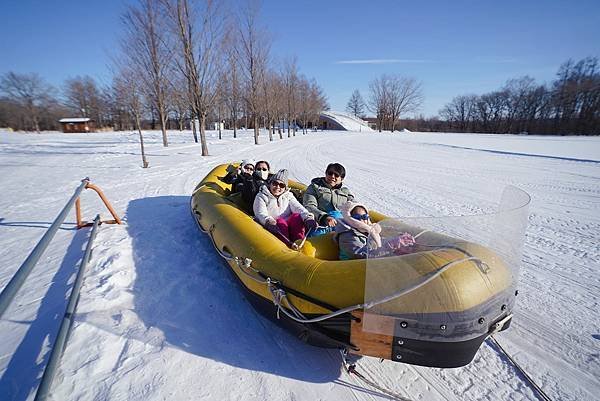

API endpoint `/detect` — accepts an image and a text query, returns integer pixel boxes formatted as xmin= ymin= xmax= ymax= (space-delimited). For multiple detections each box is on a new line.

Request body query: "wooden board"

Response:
xmin=349 ymin=311 xmax=394 ymax=360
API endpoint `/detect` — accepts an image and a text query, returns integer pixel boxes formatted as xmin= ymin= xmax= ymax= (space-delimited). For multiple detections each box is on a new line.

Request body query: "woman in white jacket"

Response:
xmin=253 ymin=169 xmax=317 ymax=246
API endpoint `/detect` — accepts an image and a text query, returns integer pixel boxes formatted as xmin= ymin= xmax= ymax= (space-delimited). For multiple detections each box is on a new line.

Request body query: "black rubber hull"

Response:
xmin=220 ymin=258 xmax=510 ymax=368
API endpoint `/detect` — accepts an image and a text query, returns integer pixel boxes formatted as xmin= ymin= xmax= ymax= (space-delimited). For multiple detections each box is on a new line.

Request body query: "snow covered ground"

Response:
xmin=0 ymin=128 xmax=598 ymax=401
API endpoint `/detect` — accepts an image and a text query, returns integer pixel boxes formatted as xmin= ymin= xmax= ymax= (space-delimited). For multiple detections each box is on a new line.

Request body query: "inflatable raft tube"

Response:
xmin=191 ymin=163 xmax=518 ymax=368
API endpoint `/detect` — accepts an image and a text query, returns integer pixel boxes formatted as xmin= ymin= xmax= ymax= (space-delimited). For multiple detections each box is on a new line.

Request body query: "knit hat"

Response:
xmin=271 ymin=169 xmax=289 ymax=187
xmin=241 ymin=159 xmax=255 ymax=169
xmin=340 ymin=201 xmax=382 ymax=247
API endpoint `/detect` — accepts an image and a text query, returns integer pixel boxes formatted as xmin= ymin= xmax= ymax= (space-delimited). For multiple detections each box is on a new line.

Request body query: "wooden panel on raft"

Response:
xmin=349 ymin=311 xmax=394 ymax=360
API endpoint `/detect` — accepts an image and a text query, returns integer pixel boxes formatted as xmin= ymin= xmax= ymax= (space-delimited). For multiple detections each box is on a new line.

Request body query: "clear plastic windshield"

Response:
xmin=362 ymin=185 xmax=530 ymax=341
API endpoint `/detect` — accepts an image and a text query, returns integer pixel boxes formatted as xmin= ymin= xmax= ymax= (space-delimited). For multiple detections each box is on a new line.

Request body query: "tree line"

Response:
xmin=0 ymin=0 xmax=329 ymax=156
xmin=438 ymin=57 xmax=600 ymax=135
xmin=343 ymin=57 xmax=599 ymax=135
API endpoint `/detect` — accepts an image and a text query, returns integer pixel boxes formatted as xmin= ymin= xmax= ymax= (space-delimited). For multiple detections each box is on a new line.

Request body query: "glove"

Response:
xmin=265 ymin=220 xmax=279 ymax=234
xmin=264 ymin=221 xmax=293 ymax=246
xmin=304 ymin=218 xmax=318 ymax=232
xmin=387 ymin=232 xmax=416 ymax=255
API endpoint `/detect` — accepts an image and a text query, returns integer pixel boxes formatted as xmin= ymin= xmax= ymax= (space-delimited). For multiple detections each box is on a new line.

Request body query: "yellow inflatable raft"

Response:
xmin=191 ymin=163 xmax=519 ymax=368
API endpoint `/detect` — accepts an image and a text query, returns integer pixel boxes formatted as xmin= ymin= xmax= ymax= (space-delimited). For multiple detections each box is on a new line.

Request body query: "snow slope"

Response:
xmin=0 ymin=129 xmax=598 ymax=401
xmin=321 ymin=111 xmax=374 ymax=132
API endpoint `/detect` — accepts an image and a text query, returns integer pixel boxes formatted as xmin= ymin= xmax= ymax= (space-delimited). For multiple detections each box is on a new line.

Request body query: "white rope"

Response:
xmin=267 ymin=256 xmax=478 ymax=324
xmin=340 ymin=350 xmax=414 ymax=401
xmin=488 ymin=336 xmax=554 ymax=401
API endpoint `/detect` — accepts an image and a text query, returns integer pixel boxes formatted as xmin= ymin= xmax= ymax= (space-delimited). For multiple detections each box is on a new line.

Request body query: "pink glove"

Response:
xmin=387 ymin=232 xmax=416 ymax=255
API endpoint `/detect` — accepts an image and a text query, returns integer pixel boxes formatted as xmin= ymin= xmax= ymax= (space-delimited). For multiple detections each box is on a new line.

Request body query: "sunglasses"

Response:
xmin=270 ymin=181 xmax=286 ymax=189
xmin=243 ymin=165 xmax=254 ymax=170
xmin=255 ymin=167 xmax=268 ymax=171
xmin=351 ymin=213 xmax=370 ymax=221
xmin=326 ymin=170 xmax=341 ymax=178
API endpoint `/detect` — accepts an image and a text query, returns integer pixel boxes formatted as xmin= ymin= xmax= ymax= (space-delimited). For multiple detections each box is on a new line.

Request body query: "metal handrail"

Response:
xmin=34 ymin=215 xmax=101 ymax=401
xmin=0 ymin=178 xmax=89 ymax=319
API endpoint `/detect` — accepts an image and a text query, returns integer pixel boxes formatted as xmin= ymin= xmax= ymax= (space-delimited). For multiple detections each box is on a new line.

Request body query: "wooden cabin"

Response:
xmin=59 ymin=118 xmax=94 ymax=133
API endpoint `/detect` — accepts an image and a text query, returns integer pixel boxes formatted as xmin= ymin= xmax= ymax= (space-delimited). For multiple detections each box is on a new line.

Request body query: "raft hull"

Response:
xmin=191 ymin=163 xmax=516 ymax=368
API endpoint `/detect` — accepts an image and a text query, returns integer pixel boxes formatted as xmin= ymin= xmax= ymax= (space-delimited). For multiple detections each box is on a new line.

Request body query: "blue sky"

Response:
xmin=1 ymin=0 xmax=599 ymax=116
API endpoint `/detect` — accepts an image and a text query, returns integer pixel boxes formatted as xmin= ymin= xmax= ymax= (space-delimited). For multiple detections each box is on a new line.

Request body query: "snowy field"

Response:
xmin=0 ymin=128 xmax=599 ymax=401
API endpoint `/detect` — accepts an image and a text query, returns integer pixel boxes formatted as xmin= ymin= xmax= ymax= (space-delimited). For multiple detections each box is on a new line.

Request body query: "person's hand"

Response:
xmin=265 ymin=220 xmax=278 ymax=233
xmin=325 ymin=216 xmax=337 ymax=227
xmin=388 ymin=232 xmax=416 ymax=254
xmin=304 ymin=219 xmax=318 ymax=232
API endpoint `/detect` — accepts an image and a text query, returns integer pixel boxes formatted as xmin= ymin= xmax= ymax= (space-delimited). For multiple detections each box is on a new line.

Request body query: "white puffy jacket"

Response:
xmin=253 ymin=185 xmax=313 ymax=225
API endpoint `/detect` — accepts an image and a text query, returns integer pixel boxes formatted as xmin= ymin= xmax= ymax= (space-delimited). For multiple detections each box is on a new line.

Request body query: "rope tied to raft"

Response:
xmin=266 ymin=255 xmax=480 ymax=325
xmin=487 ymin=336 xmax=555 ymax=401
xmin=340 ymin=349 xmax=413 ymax=401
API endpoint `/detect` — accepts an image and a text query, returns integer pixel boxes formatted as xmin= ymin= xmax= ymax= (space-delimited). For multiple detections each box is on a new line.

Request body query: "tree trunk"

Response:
xmin=253 ymin=116 xmax=259 ymax=145
xmin=232 ymin=112 xmax=237 ymax=138
xmin=218 ymin=108 xmax=222 ymax=139
xmin=191 ymin=109 xmax=198 ymax=143
xmin=199 ymin=113 xmax=209 ymax=156
xmin=159 ymin=109 xmax=168 ymax=147
xmin=135 ymin=115 xmax=149 ymax=168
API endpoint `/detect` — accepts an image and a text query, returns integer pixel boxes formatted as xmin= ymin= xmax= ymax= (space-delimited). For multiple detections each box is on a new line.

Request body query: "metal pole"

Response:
xmin=34 ymin=215 xmax=100 ymax=401
xmin=0 ymin=178 xmax=89 ymax=319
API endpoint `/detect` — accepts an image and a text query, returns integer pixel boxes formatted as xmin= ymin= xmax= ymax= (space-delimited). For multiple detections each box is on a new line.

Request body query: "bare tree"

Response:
xmin=368 ymin=74 xmax=423 ymax=132
xmin=259 ymin=68 xmax=282 ymax=141
xmin=0 ymin=72 xmax=55 ymax=133
xmin=387 ymin=76 xmax=423 ymax=131
xmin=308 ymin=79 xmax=328 ymax=130
xmin=296 ymin=76 xmax=310 ymax=135
xmin=368 ymin=75 xmax=389 ymax=132
xmin=223 ymin=28 xmax=242 ymax=138
xmin=439 ymin=94 xmax=477 ymax=131
xmin=163 ymin=0 xmax=227 ymax=155
xmin=121 ymin=0 xmax=173 ymax=147
xmin=282 ymin=57 xmax=299 ymax=137
xmin=114 ymin=67 xmax=150 ymax=167
xmin=63 ymin=75 xmax=108 ymax=126
xmin=238 ymin=0 xmax=270 ymax=145
xmin=169 ymin=75 xmax=189 ymax=131
xmin=346 ymin=89 xmax=366 ymax=118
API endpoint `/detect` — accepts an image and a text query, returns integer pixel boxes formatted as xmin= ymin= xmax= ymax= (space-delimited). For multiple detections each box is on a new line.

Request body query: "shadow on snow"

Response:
xmin=126 ymin=195 xmax=344 ymax=384
xmin=0 ymin=228 xmax=89 ymax=401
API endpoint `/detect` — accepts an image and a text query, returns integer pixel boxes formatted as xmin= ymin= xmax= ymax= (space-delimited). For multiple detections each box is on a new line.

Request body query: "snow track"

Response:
xmin=0 ymin=129 xmax=598 ymax=400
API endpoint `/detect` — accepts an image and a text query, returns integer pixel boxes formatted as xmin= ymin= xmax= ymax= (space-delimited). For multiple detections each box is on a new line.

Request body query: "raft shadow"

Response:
xmin=0 ymin=228 xmax=89 ymax=401
xmin=127 ymin=196 xmax=345 ymax=383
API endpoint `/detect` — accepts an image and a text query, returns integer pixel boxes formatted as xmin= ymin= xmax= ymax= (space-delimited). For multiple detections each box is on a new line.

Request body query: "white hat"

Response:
xmin=241 ymin=159 xmax=255 ymax=168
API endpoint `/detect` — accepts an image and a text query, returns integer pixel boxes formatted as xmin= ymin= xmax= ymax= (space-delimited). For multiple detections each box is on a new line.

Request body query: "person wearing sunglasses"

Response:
xmin=221 ymin=159 xmax=255 ymax=195
xmin=334 ymin=201 xmax=382 ymax=260
xmin=303 ymin=162 xmax=354 ymax=237
xmin=253 ymin=169 xmax=317 ymax=248
xmin=334 ymin=201 xmax=417 ymax=260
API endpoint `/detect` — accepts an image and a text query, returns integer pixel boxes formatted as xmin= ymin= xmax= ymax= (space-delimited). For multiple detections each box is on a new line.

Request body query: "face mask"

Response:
xmin=257 ymin=170 xmax=269 ymax=180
